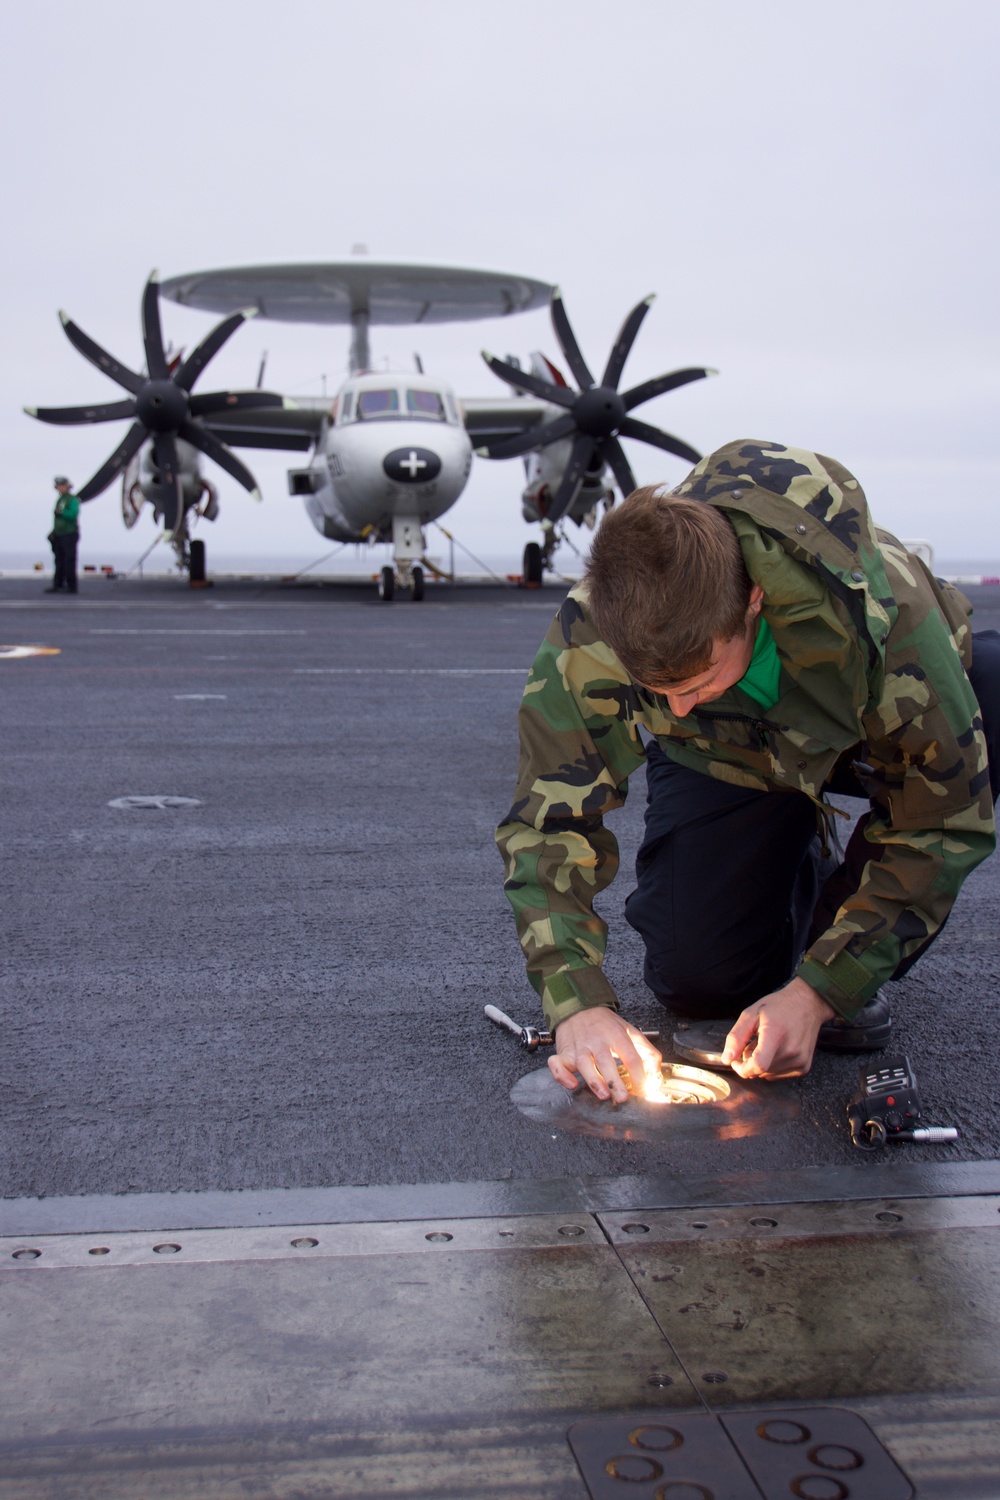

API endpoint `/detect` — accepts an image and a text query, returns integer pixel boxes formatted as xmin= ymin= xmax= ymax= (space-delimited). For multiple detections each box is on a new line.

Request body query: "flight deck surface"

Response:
xmin=2 ymin=574 xmax=999 ymax=1496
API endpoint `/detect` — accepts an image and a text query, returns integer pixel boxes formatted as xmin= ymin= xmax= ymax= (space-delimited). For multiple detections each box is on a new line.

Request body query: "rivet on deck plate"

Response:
xmin=750 ymin=1216 xmax=778 ymax=1228
xmin=290 ymin=1237 xmax=319 ymax=1249
xmin=88 ymin=1247 xmax=110 ymax=1256
xmin=12 ymin=1248 xmax=41 ymax=1260
xmin=791 ymin=1476 xmax=849 ymax=1499
xmin=621 ymin=1222 xmax=650 ymax=1235
xmin=558 ymin=1224 xmax=585 ymax=1237
xmin=807 ymin=1444 xmax=863 ymax=1471
xmin=702 ymin=1370 xmax=728 ymax=1384
xmin=758 ymin=1418 xmax=810 ymax=1443
xmin=604 ymin=1454 xmax=663 ymax=1482
xmin=152 ymin=1243 xmax=181 ymax=1255
xmin=425 ymin=1231 xmax=453 ymax=1242
xmin=646 ymin=1373 xmax=674 ymax=1388
xmin=875 ymin=1211 xmax=903 ymax=1223
xmin=628 ymin=1424 xmax=682 ymax=1452
xmin=690 ymin=1221 xmax=709 ymax=1230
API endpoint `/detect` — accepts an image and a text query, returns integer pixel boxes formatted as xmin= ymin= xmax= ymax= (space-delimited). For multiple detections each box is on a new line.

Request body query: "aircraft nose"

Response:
xmin=383 ymin=446 xmax=442 ymax=483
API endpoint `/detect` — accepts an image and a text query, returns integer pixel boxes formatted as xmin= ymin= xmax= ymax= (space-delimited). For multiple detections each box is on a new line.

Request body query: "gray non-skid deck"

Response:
xmin=3 ymin=574 xmax=1000 ymax=1495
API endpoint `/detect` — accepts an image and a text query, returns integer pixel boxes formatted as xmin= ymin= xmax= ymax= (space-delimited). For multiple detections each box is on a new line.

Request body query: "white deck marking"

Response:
xmin=293 ymin=667 xmax=526 ymax=675
xmin=90 ymin=629 xmax=308 ymax=635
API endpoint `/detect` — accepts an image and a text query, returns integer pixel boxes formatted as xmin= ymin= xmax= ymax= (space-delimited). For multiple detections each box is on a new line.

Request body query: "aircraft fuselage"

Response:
xmin=294 ymin=372 xmax=473 ymax=546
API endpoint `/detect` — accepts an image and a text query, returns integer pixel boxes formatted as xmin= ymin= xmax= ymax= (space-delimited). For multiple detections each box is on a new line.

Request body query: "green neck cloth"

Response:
xmin=736 ymin=616 xmax=781 ymax=710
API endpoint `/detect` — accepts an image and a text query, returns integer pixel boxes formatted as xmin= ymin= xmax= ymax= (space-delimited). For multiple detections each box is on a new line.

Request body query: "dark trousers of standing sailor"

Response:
xmin=51 ymin=532 xmax=78 ymax=592
xmin=625 ymin=632 xmax=1000 ymax=1017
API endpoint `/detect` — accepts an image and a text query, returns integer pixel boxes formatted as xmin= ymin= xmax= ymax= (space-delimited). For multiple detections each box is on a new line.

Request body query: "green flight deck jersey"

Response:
xmin=52 ymin=492 xmax=80 ymax=536
xmin=497 ymin=440 xmax=995 ymax=1031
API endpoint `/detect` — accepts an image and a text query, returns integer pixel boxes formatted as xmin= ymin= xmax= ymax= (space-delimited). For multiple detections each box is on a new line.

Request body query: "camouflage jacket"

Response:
xmin=497 ymin=441 xmax=995 ymax=1030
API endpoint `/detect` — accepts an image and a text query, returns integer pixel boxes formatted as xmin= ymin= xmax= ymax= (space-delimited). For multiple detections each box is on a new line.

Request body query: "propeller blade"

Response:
xmin=619 ymin=416 xmax=702 ymax=467
xmin=601 ymin=296 xmax=654 ymax=391
xmin=188 ymin=389 xmax=286 ymax=417
xmin=174 ymin=308 xmax=257 ymax=393
xmin=545 ymin=432 xmax=596 ymax=526
xmin=76 ymin=422 xmax=147 ymax=501
xmin=179 ymin=418 xmax=262 ymax=499
xmin=59 ymin=313 xmax=142 ymax=395
xmin=153 ymin=431 xmax=185 ymax=535
xmin=550 ymin=290 xmax=595 ymax=391
xmin=481 ymin=353 xmax=576 ymax=408
xmin=25 ymin=398 xmax=136 ymax=426
xmin=476 ymin=412 xmax=576 ymax=460
xmin=601 ymin=437 xmax=637 ymax=498
xmin=623 ymin=366 xmax=717 ymax=412
xmin=141 ymin=272 xmax=168 ymax=380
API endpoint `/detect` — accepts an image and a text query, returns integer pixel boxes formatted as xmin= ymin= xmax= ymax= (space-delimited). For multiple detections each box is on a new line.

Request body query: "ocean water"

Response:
xmin=2 ymin=545 xmax=998 ymax=583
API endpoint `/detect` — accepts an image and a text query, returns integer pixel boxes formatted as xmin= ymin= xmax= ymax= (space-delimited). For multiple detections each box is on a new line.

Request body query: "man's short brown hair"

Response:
xmin=586 ymin=486 xmax=752 ymax=686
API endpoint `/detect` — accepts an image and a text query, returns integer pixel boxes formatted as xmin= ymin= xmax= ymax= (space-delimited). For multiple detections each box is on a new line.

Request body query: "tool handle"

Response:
xmin=898 ymin=1126 xmax=959 ymax=1142
xmin=484 ymin=1004 xmax=523 ymax=1039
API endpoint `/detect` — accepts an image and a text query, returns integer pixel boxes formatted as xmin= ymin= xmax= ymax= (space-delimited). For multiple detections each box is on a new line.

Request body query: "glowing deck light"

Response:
xmin=637 ymin=1063 xmax=731 ymax=1105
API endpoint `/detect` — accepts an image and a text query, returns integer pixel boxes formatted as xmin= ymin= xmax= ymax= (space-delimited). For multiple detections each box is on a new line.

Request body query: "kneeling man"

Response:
xmin=497 ymin=441 xmax=998 ymax=1099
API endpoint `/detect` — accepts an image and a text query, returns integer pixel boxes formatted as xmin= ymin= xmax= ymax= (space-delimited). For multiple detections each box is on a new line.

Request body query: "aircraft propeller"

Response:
xmin=25 ymin=272 xmax=284 ymax=536
xmin=479 ymin=290 xmax=715 ymax=525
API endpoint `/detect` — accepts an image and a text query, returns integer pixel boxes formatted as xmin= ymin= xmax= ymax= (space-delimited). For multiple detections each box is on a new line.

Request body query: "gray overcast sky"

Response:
xmin=2 ymin=0 xmax=998 ymax=567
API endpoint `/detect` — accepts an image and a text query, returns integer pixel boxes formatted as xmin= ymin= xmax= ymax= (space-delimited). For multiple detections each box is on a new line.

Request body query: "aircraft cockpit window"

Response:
xmin=406 ymin=389 xmax=446 ymax=420
xmin=357 ymin=389 xmax=399 ymax=418
xmin=340 ymin=391 xmax=354 ymax=422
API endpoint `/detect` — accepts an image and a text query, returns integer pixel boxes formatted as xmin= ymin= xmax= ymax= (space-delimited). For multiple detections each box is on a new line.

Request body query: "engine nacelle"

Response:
xmin=521 ymin=439 xmax=613 ymax=529
xmin=121 ymin=438 xmax=217 ymax=530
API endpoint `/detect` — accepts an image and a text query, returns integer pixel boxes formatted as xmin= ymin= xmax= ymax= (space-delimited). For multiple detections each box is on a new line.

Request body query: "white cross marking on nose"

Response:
xmin=399 ymin=450 xmax=427 ymax=479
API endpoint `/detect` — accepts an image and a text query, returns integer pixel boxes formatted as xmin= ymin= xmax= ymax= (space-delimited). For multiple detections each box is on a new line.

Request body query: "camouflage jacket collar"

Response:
xmin=672 ymin=439 xmax=896 ymax=681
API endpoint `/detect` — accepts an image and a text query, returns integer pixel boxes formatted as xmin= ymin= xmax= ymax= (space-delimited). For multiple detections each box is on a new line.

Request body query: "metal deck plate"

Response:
xmin=600 ymin=1196 xmax=1000 ymax=1406
xmin=0 ymin=1214 xmax=696 ymax=1499
xmin=2 ymin=1195 xmax=1000 ymax=1496
xmin=567 ymin=1407 xmax=913 ymax=1500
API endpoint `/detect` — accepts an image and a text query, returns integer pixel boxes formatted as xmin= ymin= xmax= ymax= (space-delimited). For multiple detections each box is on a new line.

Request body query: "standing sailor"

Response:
xmin=46 ymin=477 xmax=80 ymax=594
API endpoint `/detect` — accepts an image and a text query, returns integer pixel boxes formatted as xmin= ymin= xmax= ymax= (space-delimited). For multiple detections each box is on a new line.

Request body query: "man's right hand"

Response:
xmin=548 ymin=1006 xmax=663 ymax=1104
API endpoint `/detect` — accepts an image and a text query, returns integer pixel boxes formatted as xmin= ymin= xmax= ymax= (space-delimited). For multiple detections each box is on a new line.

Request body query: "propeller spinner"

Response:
xmin=479 ymin=290 xmax=715 ymax=525
xmin=25 ymin=272 xmax=284 ymax=536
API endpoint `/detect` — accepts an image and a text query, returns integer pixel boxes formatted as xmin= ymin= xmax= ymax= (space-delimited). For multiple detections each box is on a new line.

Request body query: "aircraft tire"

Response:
xmin=189 ymin=538 xmax=207 ymax=584
xmin=523 ymin=541 xmax=543 ymax=587
xmin=411 ymin=565 xmax=424 ymax=602
xmin=379 ymin=566 xmax=395 ymax=601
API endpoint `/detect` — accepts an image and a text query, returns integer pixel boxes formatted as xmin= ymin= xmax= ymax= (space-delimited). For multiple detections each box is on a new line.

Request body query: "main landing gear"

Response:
xmin=522 ymin=527 xmax=560 ymax=587
xmin=522 ymin=541 xmax=543 ymax=587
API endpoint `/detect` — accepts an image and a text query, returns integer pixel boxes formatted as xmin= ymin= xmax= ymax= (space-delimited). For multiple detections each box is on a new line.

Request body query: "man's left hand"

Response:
xmin=721 ymin=977 xmax=836 ymax=1079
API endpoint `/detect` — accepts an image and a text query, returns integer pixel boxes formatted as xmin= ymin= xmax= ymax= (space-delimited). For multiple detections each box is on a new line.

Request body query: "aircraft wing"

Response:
xmin=461 ymin=396 xmax=558 ymax=448
xmin=201 ymin=396 xmax=328 ymax=453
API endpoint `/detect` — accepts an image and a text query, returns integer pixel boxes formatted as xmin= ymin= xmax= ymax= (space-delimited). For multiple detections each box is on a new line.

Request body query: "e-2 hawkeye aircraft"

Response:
xmin=25 ymin=262 xmax=715 ymax=599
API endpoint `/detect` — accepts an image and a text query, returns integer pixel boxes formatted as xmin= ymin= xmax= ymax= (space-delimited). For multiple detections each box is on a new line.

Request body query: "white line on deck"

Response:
xmin=90 ymin=629 xmax=308 ymax=635
xmin=293 ymin=667 xmax=526 ymax=675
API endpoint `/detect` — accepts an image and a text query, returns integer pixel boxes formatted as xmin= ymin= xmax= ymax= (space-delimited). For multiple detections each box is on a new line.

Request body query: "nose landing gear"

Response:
xmin=378 ymin=517 xmax=426 ymax=602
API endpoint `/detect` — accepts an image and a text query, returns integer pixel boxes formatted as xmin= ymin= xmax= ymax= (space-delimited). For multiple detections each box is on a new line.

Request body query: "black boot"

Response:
xmin=817 ymin=991 xmax=892 ymax=1052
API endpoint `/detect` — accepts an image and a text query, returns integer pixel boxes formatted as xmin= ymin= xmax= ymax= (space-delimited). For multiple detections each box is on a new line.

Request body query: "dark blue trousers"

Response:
xmin=624 ymin=631 xmax=1000 ymax=1018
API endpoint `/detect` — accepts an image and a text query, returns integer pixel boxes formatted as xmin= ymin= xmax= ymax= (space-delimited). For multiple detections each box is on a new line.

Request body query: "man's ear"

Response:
xmin=748 ymin=584 xmax=764 ymax=619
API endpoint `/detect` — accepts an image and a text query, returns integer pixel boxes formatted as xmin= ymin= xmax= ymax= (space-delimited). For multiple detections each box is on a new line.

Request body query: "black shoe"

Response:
xmin=817 ymin=990 xmax=892 ymax=1052
xmin=43 ymin=586 xmax=63 ymax=593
